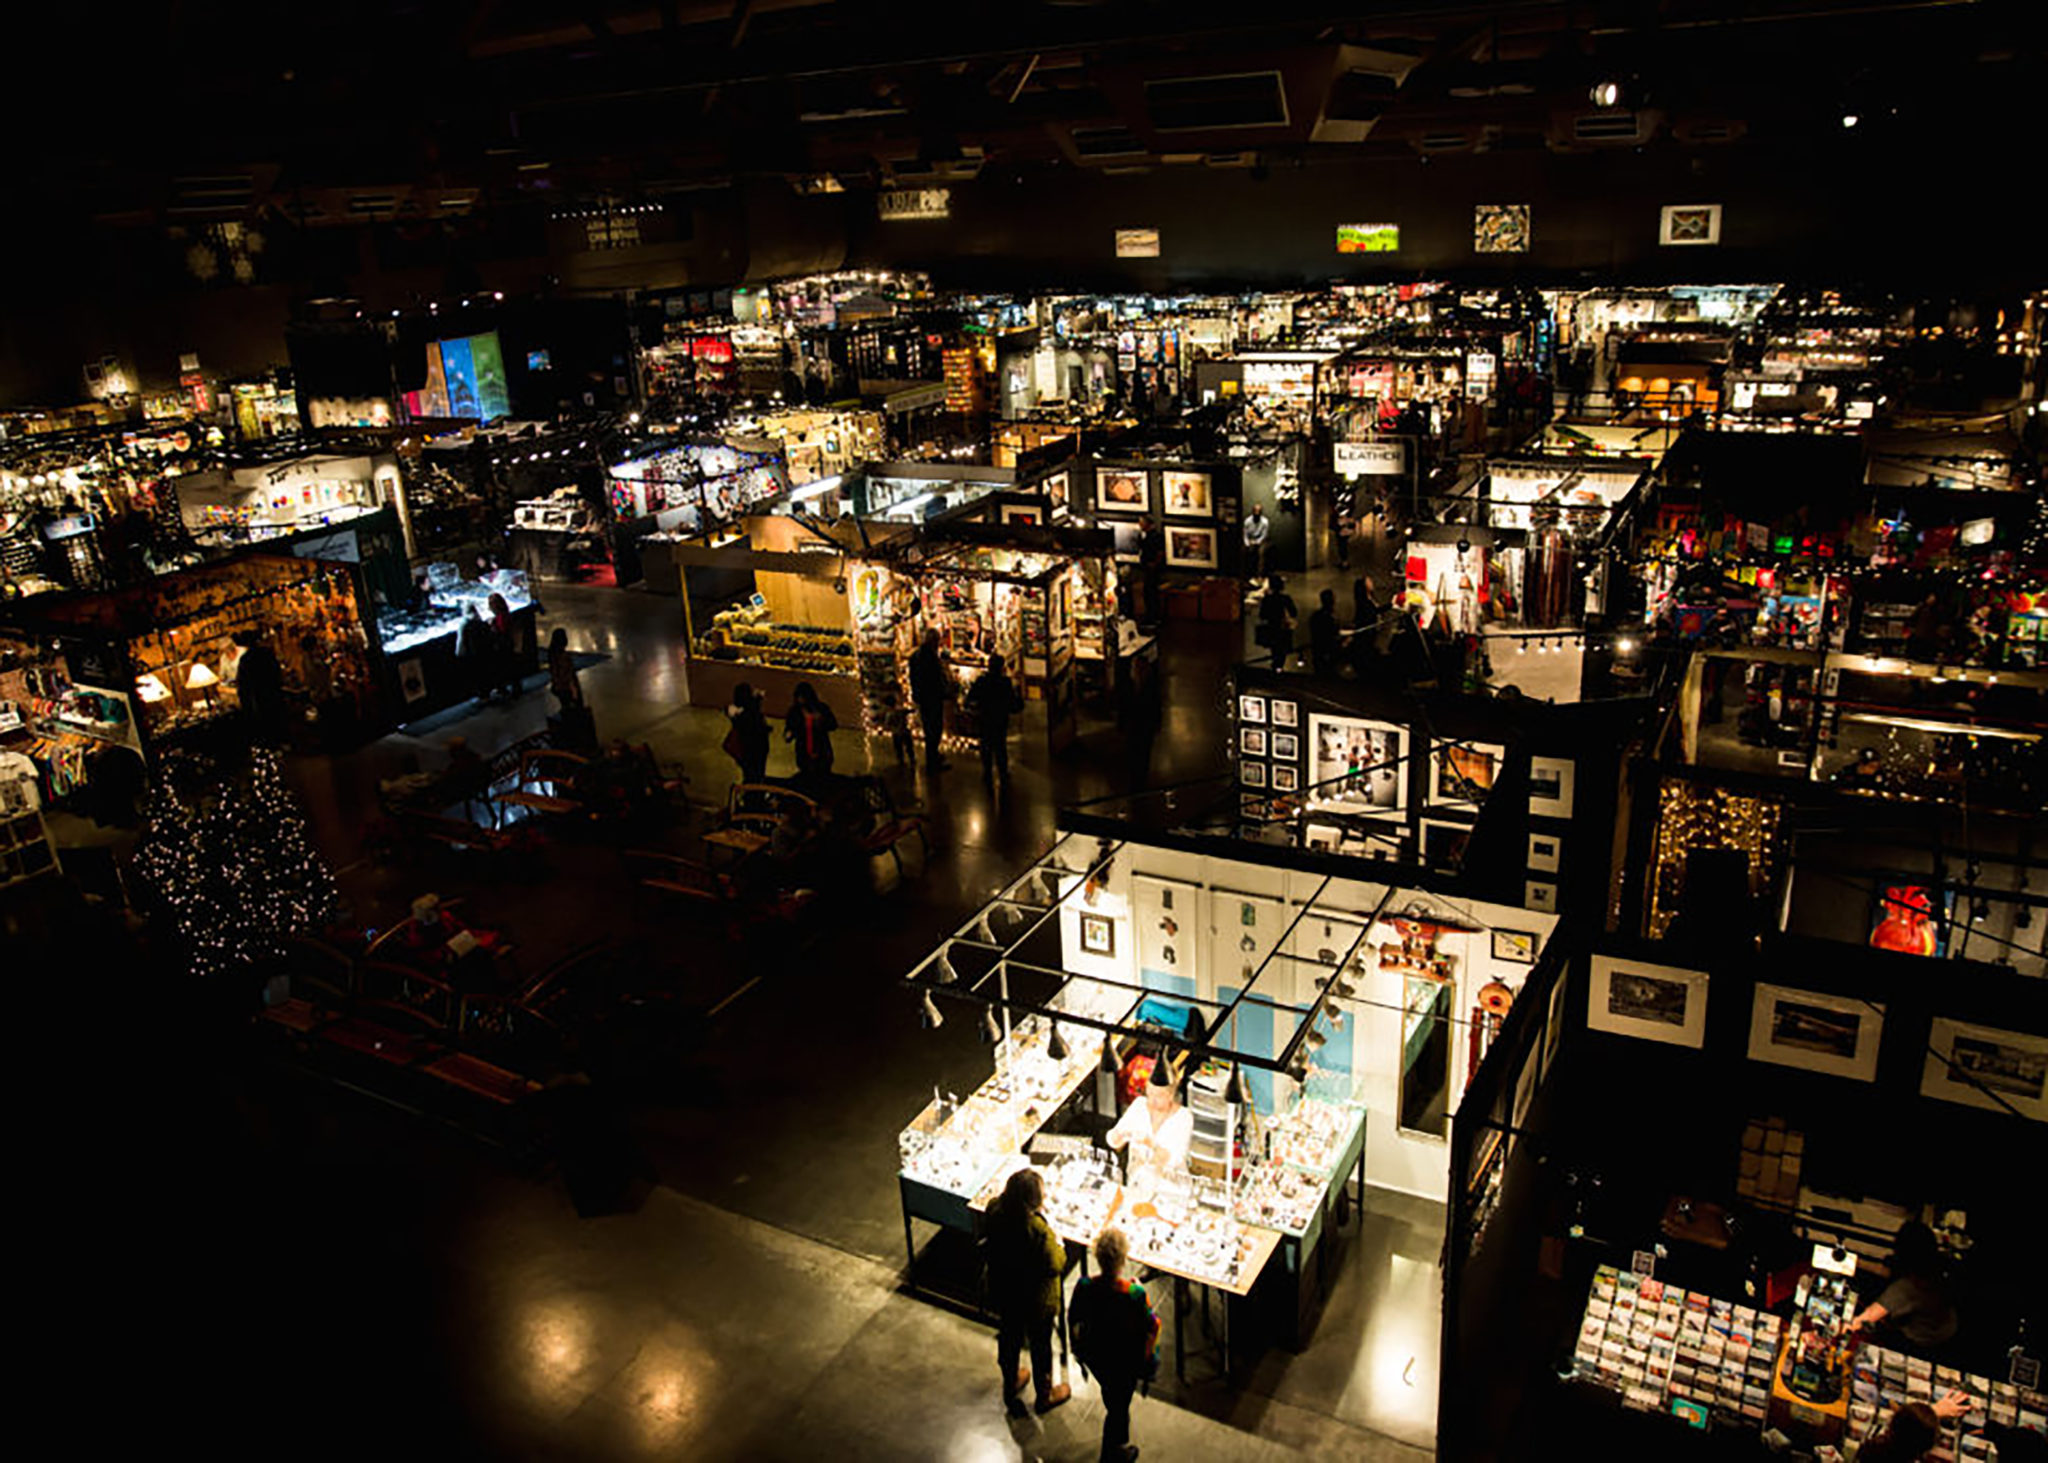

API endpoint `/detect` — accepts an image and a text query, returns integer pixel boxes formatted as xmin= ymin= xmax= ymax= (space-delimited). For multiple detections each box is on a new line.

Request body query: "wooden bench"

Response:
xmin=421 ymin=1052 xmax=541 ymax=1105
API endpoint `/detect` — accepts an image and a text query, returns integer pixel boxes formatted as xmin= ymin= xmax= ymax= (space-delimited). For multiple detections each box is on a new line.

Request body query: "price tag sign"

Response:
xmin=2013 ymin=1353 xmax=2042 ymax=1390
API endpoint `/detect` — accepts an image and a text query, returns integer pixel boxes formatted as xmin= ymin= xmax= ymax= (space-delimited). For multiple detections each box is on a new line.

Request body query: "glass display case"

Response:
xmin=377 ymin=567 xmax=533 ymax=655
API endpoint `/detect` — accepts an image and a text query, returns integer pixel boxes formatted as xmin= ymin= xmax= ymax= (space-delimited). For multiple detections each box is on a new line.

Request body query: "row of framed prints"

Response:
xmin=1587 ymin=955 xmax=2048 ymax=1120
xmin=1095 ymin=466 xmax=1216 ymax=517
xmin=1098 ymin=516 xmax=1220 ymax=568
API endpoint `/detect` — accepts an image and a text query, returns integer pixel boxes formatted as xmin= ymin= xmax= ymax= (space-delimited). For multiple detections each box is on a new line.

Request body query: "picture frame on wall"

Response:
xmin=1239 ymin=694 xmax=1267 ymax=725
xmin=1529 ymin=756 xmax=1576 ymax=818
xmin=1525 ymin=880 xmax=1558 ymax=914
xmin=1162 ymin=471 xmax=1212 ymax=516
xmin=1474 ymin=203 xmax=1531 ymax=254
xmin=1080 ymin=913 xmax=1116 ymax=957
xmin=1240 ymin=794 xmax=1268 ymax=818
xmin=1527 ymin=832 xmax=1562 ymax=874
xmin=1164 ymin=525 xmax=1219 ymax=569
xmin=1307 ymin=713 xmax=1408 ymax=818
xmin=1270 ymin=731 xmax=1299 ymax=762
xmin=1241 ymin=760 xmax=1267 ymax=788
xmin=1660 ymin=203 xmax=1723 ymax=246
xmin=1430 ymin=739 xmax=1507 ymax=808
xmin=1042 ymin=471 xmax=1070 ymax=514
xmin=1270 ymin=700 xmax=1299 ymax=729
xmin=1492 ymin=929 xmax=1538 ymax=964
xmin=1096 ymin=468 xmax=1148 ymax=511
xmin=1418 ymin=818 xmax=1472 ymax=870
xmin=999 ymin=504 xmax=1042 ymax=527
xmin=1541 ymin=967 xmax=1569 ymax=1084
xmin=1747 ymin=984 xmax=1884 ymax=1083
xmin=1588 ymin=955 xmax=1709 ymax=1049
xmin=1270 ymin=764 xmax=1299 ymax=792
xmin=1921 ymin=1018 xmax=2048 ymax=1121
xmin=1240 ymin=727 xmax=1268 ymax=757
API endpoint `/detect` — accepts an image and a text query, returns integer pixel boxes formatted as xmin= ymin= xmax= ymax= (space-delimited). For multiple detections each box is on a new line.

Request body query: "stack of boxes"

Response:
xmin=1574 ymin=1264 xmax=1782 ymax=1427
xmin=1736 ymin=1116 xmax=1805 ymax=1212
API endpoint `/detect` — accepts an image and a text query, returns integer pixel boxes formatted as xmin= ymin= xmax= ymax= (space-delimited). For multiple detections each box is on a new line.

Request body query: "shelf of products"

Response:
xmin=1572 ymin=1266 xmax=1784 ymax=1427
xmin=695 ymin=605 xmax=854 ymax=676
xmin=1848 ymin=1345 xmax=2047 ymax=1457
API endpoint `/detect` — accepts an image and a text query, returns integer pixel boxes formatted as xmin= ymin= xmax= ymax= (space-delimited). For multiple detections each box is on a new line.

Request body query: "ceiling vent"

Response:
xmin=1572 ymin=111 xmax=1652 ymax=144
xmin=167 ymin=174 xmax=256 ymax=218
xmin=1145 ymin=71 xmax=1289 ymax=131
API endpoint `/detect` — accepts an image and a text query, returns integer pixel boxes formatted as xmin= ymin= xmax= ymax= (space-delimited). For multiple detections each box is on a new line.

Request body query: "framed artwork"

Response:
xmin=1588 ymin=955 xmax=1708 ymax=1049
xmin=1240 ymin=794 xmax=1268 ymax=819
xmin=1307 ymin=713 xmax=1407 ymax=817
xmin=1271 ymin=700 xmax=1299 ymax=729
xmin=1419 ymin=818 xmax=1472 ymax=869
xmin=1133 ymin=874 xmax=1199 ymax=981
xmin=1239 ymin=694 xmax=1267 ymax=725
xmin=1870 ymin=885 xmax=1950 ymax=959
xmin=1492 ymin=929 xmax=1538 ymax=964
xmin=1529 ymin=756 xmax=1575 ymax=818
xmin=1511 ymin=1044 xmax=1538 ymax=1137
xmin=1527 ymin=832 xmax=1562 ymax=874
xmin=1110 ymin=520 xmax=1142 ymax=562
xmin=1525 ymin=880 xmax=1558 ymax=914
xmin=1540 ymin=965 xmax=1569 ymax=1084
xmin=1474 ymin=203 xmax=1531 ymax=254
xmin=1921 ymin=1019 xmax=2048 ymax=1121
xmin=1162 ymin=471 xmax=1212 ymax=516
xmin=1270 ymin=731 xmax=1299 ymax=762
xmin=1080 ymin=913 xmax=1116 ymax=957
xmin=1115 ymin=228 xmax=1161 ymax=259
xmin=1042 ymin=471 xmax=1069 ymax=512
xmin=1430 ymin=738 xmax=1506 ymax=808
xmin=1096 ymin=468 xmax=1148 ymax=511
xmin=1240 ymin=727 xmax=1268 ymax=757
xmin=1660 ymin=203 xmax=1723 ymax=247
xmin=999 ymin=504 xmax=1041 ymax=526
xmin=1337 ymin=222 xmax=1399 ymax=253
xmin=1271 ymin=764 xmax=1299 ymax=792
xmin=1165 ymin=525 xmax=1219 ymax=568
xmin=1748 ymin=984 xmax=1883 ymax=1083
xmin=1241 ymin=760 xmax=1267 ymax=788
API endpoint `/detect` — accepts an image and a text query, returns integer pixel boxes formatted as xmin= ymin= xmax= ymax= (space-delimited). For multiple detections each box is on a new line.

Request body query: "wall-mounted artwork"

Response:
xmin=1162 ymin=471 xmax=1212 ymax=515
xmin=1922 ymin=1018 xmax=2048 ymax=1121
xmin=1430 ymin=739 xmax=1506 ymax=809
xmin=1747 ymin=984 xmax=1883 ymax=1082
xmin=1589 ymin=955 xmax=1708 ymax=1049
xmin=1165 ymin=525 xmax=1218 ymax=568
xmin=1337 ymin=222 xmax=1400 ymax=253
xmin=1307 ymin=714 xmax=1407 ymax=817
xmin=1096 ymin=469 xmax=1149 ymax=511
xmin=1529 ymin=756 xmax=1575 ymax=818
xmin=1660 ymin=203 xmax=1723 ymax=246
xmin=1474 ymin=204 xmax=1531 ymax=254
xmin=1527 ymin=832 xmax=1562 ymax=874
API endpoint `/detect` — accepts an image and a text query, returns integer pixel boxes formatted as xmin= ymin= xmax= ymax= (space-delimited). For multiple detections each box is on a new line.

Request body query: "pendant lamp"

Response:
xmin=1225 ymin=1064 xmax=1252 ymax=1107
xmin=919 ymin=992 xmax=944 ymax=1030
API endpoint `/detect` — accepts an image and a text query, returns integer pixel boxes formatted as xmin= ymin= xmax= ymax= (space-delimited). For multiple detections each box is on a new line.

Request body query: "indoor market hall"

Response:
xmin=4 ymin=4 xmax=2046 ymax=1461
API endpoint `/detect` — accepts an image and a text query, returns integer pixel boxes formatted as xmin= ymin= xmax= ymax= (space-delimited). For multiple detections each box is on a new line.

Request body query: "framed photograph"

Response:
xmin=1870 ymin=884 xmax=1951 ymax=959
xmin=1042 ymin=471 xmax=1069 ymax=512
xmin=1096 ymin=468 xmax=1148 ymax=511
xmin=1337 ymin=222 xmax=1399 ymax=253
xmin=1271 ymin=763 xmax=1299 ymax=792
xmin=1241 ymin=760 xmax=1267 ymax=788
xmin=1430 ymin=738 xmax=1507 ymax=808
xmin=1270 ymin=731 xmax=1299 ymax=762
xmin=1660 ymin=203 xmax=1723 ymax=247
xmin=1115 ymin=228 xmax=1161 ymax=259
xmin=1492 ymin=929 xmax=1538 ymax=964
xmin=1240 ymin=727 xmax=1268 ymax=757
xmin=1589 ymin=955 xmax=1709 ymax=1049
xmin=1922 ymin=1019 xmax=2048 ymax=1121
xmin=999 ymin=503 xmax=1041 ymax=526
xmin=1419 ymin=818 xmax=1472 ymax=870
xmin=1526 ymin=880 xmax=1558 ymax=914
xmin=1512 ymin=1044 xmax=1538 ymax=1137
xmin=1164 ymin=525 xmax=1219 ymax=569
xmin=1080 ymin=913 xmax=1115 ymax=957
xmin=1307 ymin=713 xmax=1408 ymax=817
xmin=1527 ymin=832 xmax=1562 ymax=874
xmin=1748 ymin=984 xmax=1883 ymax=1083
xmin=1529 ymin=755 xmax=1575 ymax=818
xmin=1239 ymin=794 xmax=1268 ymax=819
xmin=1162 ymin=471 xmax=1212 ymax=516
xmin=1271 ymin=700 xmax=1299 ymax=729
xmin=1239 ymin=694 xmax=1267 ymax=725
xmin=1474 ymin=203 xmax=1531 ymax=254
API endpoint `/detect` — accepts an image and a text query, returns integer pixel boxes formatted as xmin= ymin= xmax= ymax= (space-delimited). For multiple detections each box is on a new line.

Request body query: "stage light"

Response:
xmin=1841 ymin=113 xmax=1859 ymax=129
xmin=1589 ymin=80 xmax=1621 ymax=108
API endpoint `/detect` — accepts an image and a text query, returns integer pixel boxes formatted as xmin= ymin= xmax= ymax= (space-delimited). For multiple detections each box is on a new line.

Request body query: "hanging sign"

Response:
xmin=1334 ymin=441 xmax=1406 ymax=477
xmin=878 ymin=188 xmax=951 ymax=221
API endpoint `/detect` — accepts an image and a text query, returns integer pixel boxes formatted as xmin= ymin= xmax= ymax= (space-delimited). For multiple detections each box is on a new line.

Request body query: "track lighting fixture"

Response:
xmin=919 ymin=992 xmax=944 ymax=1030
xmin=1225 ymin=1064 xmax=1251 ymax=1107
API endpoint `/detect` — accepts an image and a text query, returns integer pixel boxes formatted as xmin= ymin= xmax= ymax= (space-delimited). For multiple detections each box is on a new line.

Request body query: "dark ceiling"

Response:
xmin=16 ymin=0 xmax=2044 ymax=228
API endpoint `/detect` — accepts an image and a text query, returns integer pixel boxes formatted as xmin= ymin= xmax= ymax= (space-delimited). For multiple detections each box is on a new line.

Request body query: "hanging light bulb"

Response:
xmin=919 ymin=992 xmax=944 ymax=1030
xmin=1047 ymin=1022 xmax=1069 ymax=1062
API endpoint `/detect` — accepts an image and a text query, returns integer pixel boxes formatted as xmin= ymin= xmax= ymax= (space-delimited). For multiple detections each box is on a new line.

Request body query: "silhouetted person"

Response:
xmin=783 ymin=680 xmax=837 ymax=780
xmin=1256 ymin=575 xmax=1297 ymax=670
xmin=724 ymin=682 xmax=769 ymax=785
xmin=965 ymin=653 xmax=1021 ymax=784
xmin=233 ymin=632 xmax=285 ymax=745
xmin=908 ymin=629 xmax=951 ymax=770
xmin=1119 ymin=654 xmax=1163 ymax=792
xmin=1137 ymin=515 xmax=1165 ymax=627
xmin=1309 ymin=588 xmax=1341 ymax=677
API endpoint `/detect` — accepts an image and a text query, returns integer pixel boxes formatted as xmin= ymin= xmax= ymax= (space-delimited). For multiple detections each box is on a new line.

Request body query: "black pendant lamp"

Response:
xmin=1047 ymin=1022 xmax=1069 ymax=1062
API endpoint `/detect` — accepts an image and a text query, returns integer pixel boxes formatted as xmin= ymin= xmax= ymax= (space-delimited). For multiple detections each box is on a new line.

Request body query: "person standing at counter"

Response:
xmin=908 ymin=630 xmax=951 ymax=772
xmin=1072 ymin=1226 xmax=1159 ymax=1463
xmin=1107 ymin=1059 xmax=1192 ymax=1194
xmin=487 ymin=592 xmax=521 ymax=702
xmin=984 ymin=1168 xmax=1071 ymax=1419
xmin=1851 ymin=1221 xmax=1959 ymax=1352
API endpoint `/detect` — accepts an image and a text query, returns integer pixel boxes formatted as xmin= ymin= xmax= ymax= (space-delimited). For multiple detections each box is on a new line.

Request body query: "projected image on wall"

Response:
xmin=440 ymin=336 xmax=479 ymax=420
xmin=410 ymin=332 xmax=512 ymax=423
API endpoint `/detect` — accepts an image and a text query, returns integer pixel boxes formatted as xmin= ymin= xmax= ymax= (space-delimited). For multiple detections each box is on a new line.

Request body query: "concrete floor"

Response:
xmin=47 ymin=570 xmax=1446 ymax=1460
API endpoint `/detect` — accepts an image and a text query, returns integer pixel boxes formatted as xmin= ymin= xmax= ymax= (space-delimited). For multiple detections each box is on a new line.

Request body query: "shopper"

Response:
xmin=456 ymin=603 xmax=492 ymax=707
xmin=546 ymin=627 xmax=583 ymax=711
xmin=1255 ymin=574 xmax=1297 ymax=671
xmin=1241 ymin=503 xmax=1270 ymax=581
xmin=1309 ymin=588 xmax=1341 ymax=677
xmin=232 ymin=630 xmax=286 ymax=745
xmin=1856 ymin=1394 xmax=1973 ymax=1462
xmin=723 ymin=682 xmax=770 ymax=785
xmin=907 ymin=629 xmax=951 ymax=771
xmin=487 ymin=592 xmax=521 ymax=701
xmin=982 ymin=1168 xmax=1070 ymax=1419
xmin=783 ymin=681 xmax=837 ymax=780
xmin=1333 ymin=500 xmax=1354 ymax=571
xmin=965 ymin=653 xmax=1022 ymax=785
xmin=1851 ymin=1221 xmax=1959 ymax=1351
xmin=1070 ymin=1226 xmax=1160 ymax=1463
xmin=1136 ymin=515 xmax=1165 ymax=627
xmin=1118 ymin=653 xmax=1163 ymax=793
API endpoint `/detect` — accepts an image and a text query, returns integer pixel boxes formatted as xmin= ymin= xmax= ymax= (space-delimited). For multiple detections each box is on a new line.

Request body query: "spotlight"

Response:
xmin=1589 ymin=80 xmax=1622 ymax=109
xmin=981 ymin=1006 xmax=1002 ymax=1045
xmin=1616 ymin=636 xmax=1638 ymax=654
xmin=919 ymin=992 xmax=944 ymax=1030
xmin=1047 ymin=1022 xmax=1069 ymax=1062
xmin=1841 ymin=113 xmax=1859 ymax=129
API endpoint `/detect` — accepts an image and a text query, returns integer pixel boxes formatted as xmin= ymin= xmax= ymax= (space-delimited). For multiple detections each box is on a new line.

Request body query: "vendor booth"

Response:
xmin=171 ymin=450 xmax=410 ymax=554
xmin=898 ymin=825 xmax=1563 ymax=1377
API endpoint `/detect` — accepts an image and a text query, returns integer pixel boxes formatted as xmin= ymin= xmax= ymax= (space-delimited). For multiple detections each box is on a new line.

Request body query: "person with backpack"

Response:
xmin=983 ymin=1168 xmax=1071 ymax=1419
xmin=1070 ymin=1226 xmax=1159 ymax=1462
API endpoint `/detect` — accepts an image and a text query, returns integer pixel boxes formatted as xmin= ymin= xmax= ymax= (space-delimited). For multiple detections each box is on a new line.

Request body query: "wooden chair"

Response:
xmin=496 ymin=748 xmax=590 ymax=824
xmin=703 ymin=783 xmax=816 ymax=864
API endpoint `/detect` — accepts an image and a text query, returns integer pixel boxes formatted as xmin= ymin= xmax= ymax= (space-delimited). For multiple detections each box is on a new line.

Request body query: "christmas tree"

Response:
xmin=132 ymin=749 xmax=340 ymax=979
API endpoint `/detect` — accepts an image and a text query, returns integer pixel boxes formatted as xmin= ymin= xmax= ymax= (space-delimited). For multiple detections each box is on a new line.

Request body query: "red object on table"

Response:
xmin=1120 ymin=1054 xmax=1156 ymax=1109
